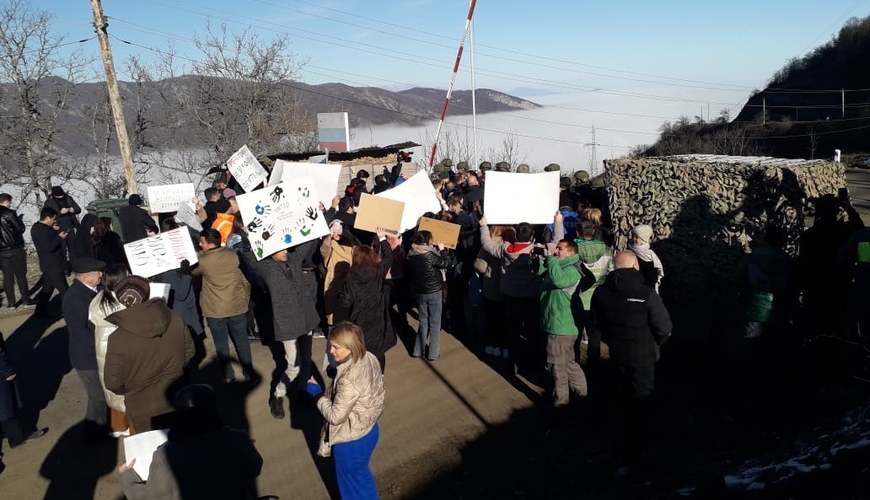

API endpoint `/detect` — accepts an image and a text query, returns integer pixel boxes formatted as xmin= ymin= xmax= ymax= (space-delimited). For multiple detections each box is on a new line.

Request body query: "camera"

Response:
xmin=531 ymin=245 xmax=547 ymax=257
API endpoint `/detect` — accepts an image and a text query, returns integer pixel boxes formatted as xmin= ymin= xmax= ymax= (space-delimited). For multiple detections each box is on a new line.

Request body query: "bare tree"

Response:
xmin=126 ymin=23 xmax=313 ymax=187
xmin=0 ymin=0 xmax=89 ymax=207
xmin=808 ymin=126 xmax=819 ymax=159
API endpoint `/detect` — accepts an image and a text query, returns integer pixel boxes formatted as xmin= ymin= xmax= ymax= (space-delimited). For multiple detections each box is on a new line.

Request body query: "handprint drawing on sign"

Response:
xmin=305 ymin=206 xmax=319 ymax=221
xmin=254 ymin=239 xmax=264 ymax=259
xmin=298 ymin=187 xmax=310 ymax=198
xmin=292 ymin=216 xmax=312 ymax=237
xmin=281 ymin=229 xmax=293 ymax=245
xmin=255 ymin=202 xmax=272 ymax=216
xmin=262 ymin=224 xmax=276 ymax=240
xmin=270 ymin=186 xmax=283 ymax=203
xmin=247 ymin=217 xmax=263 ymax=233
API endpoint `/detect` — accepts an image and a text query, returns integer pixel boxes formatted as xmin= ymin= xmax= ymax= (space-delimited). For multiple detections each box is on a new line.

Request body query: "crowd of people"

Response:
xmin=1 ymin=157 xmax=869 ymax=498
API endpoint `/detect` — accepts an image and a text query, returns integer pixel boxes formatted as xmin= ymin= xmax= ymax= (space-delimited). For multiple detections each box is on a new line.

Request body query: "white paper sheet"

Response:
xmin=124 ymin=228 xmax=199 ymax=278
xmin=375 ymin=170 xmax=440 ymax=233
xmin=145 ymin=183 xmax=195 ymax=213
xmin=483 ymin=171 xmax=560 ymax=224
xmin=174 ymin=201 xmax=202 ymax=232
xmin=226 ymin=145 xmax=269 ymax=192
xmin=277 ymin=160 xmax=343 ymax=208
xmin=123 ymin=429 xmax=169 ymax=481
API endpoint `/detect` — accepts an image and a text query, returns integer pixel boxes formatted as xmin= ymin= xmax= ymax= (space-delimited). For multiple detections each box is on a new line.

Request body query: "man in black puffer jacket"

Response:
xmin=588 ymin=250 xmax=671 ymax=460
xmin=0 ymin=193 xmax=32 ymax=308
xmin=588 ymin=251 xmax=671 ymax=398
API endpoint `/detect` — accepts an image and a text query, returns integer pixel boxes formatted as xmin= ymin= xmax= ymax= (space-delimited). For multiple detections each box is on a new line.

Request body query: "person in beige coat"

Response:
xmin=320 ymin=220 xmax=359 ymax=325
xmin=306 ymin=321 xmax=384 ymax=500
xmin=190 ymin=228 xmax=255 ymax=384
xmin=88 ymin=263 xmax=134 ymax=436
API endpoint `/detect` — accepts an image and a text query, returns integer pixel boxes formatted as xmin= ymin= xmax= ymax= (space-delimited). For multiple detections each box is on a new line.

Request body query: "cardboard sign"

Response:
xmin=174 ymin=201 xmax=202 ymax=232
xmin=235 ymin=176 xmax=330 ymax=260
xmin=483 ymin=171 xmax=560 ymax=224
xmin=376 ymin=170 xmax=441 ymax=233
xmin=277 ymin=160 xmax=342 ymax=208
xmin=418 ymin=217 xmax=461 ymax=249
xmin=354 ymin=193 xmax=404 ymax=235
xmin=226 ymin=145 xmax=268 ymax=192
xmin=267 ymin=160 xmax=285 ymax=187
xmin=145 ymin=183 xmax=195 ymax=213
xmin=124 ymin=228 xmax=199 ymax=278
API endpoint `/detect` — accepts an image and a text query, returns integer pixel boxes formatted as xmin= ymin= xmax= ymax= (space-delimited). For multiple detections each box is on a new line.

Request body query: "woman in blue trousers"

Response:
xmin=307 ymin=321 xmax=385 ymax=499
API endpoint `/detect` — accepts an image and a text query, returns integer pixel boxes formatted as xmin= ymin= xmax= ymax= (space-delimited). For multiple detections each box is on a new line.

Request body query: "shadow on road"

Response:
xmin=39 ymin=422 xmax=119 ymax=500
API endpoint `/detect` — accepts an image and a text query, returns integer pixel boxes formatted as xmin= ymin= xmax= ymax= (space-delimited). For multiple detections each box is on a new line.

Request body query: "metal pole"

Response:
xmin=469 ymin=1 xmax=478 ymax=171
xmin=90 ymin=0 xmax=138 ymax=195
xmin=428 ymin=0 xmax=478 ymax=167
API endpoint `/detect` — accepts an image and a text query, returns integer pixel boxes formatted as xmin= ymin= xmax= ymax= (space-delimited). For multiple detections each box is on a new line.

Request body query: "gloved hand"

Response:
xmin=305 ymin=381 xmax=323 ymax=398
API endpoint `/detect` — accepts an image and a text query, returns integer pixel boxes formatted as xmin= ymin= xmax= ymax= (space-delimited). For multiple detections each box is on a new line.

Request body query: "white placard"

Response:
xmin=267 ymin=161 xmax=285 ymax=187
xmin=226 ymin=145 xmax=268 ymax=192
xmin=123 ymin=429 xmax=169 ymax=481
xmin=483 ymin=171 xmax=560 ymax=224
xmin=235 ymin=176 xmax=330 ymax=260
xmin=277 ymin=160 xmax=342 ymax=208
xmin=149 ymin=283 xmax=171 ymax=302
xmin=376 ymin=170 xmax=440 ymax=233
xmin=145 ymin=183 xmax=195 ymax=213
xmin=124 ymin=228 xmax=199 ymax=278
xmin=175 ymin=201 xmax=202 ymax=232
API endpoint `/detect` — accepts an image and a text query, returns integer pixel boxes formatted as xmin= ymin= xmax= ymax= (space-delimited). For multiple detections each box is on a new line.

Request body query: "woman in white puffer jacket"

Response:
xmin=88 ymin=264 xmax=133 ymax=436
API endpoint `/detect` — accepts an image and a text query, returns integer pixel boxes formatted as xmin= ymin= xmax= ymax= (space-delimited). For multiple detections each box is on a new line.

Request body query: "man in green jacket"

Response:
xmin=533 ymin=239 xmax=588 ymax=407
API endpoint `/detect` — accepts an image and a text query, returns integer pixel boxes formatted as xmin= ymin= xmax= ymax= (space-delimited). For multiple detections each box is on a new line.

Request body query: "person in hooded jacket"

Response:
xmin=74 ymin=213 xmax=98 ymax=259
xmin=338 ymin=228 xmax=396 ymax=372
xmin=407 ymin=230 xmax=451 ymax=360
xmin=118 ymin=194 xmax=159 ymax=243
xmin=104 ymin=276 xmax=195 ymax=433
xmin=88 ymin=264 xmax=134 ymax=436
xmin=628 ymin=224 xmax=664 ymax=292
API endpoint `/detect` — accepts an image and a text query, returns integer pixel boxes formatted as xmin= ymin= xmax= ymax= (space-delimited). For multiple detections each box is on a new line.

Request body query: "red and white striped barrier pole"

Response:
xmin=428 ymin=0 xmax=478 ymax=168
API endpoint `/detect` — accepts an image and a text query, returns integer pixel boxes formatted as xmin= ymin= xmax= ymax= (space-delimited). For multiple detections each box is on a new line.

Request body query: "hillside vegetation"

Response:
xmin=638 ymin=16 xmax=870 ymax=162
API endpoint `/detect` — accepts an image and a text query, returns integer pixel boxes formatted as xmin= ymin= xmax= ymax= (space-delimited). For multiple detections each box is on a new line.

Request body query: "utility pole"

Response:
xmin=584 ymin=126 xmax=599 ymax=176
xmin=90 ymin=0 xmax=138 ymax=195
xmin=842 ymin=88 xmax=845 ymax=119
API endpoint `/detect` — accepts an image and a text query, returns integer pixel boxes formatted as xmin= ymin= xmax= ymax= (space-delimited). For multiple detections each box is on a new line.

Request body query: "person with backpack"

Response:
xmin=532 ymin=239 xmax=590 ymax=408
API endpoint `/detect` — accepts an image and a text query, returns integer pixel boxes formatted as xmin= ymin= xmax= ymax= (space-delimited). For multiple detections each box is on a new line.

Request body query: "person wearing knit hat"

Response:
xmin=104 ymin=275 xmax=195 ymax=432
xmin=117 ymin=193 xmax=159 ymax=244
xmin=629 ymin=224 xmax=664 ymax=292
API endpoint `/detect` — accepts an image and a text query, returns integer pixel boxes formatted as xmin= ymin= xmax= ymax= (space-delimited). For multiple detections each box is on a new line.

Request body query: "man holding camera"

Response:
xmin=532 ymin=238 xmax=589 ymax=408
xmin=31 ymin=207 xmax=70 ymax=317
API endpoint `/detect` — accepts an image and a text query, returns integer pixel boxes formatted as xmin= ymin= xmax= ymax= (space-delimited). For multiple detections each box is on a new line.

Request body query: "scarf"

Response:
xmin=629 ymin=241 xmax=664 ymax=279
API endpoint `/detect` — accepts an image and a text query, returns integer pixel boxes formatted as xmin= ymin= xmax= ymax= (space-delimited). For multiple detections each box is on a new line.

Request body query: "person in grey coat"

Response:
xmin=245 ymin=240 xmax=320 ymax=420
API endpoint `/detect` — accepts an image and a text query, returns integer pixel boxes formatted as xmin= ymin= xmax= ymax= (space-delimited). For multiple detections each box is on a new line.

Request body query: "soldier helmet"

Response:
xmin=574 ymin=170 xmax=590 ymax=182
xmin=440 ymin=158 xmax=453 ymax=168
xmin=591 ymin=176 xmax=605 ymax=189
xmin=456 ymin=161 xmax=469 ymax=172
xmin=516 ymin=164 xmax=530 ymax=173
xmin=544 ymin=163 xmax=561 ymax=172
xmin=479 ymin=161 xmax=492 ymax=171
xmin=495 ymin=161 xmax=510 ymax=172
xmin=433 ymin=163 xmax=452 ymax=174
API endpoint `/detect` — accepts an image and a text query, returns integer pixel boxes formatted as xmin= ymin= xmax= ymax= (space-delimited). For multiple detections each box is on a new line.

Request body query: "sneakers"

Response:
xmin=110 ymin=429 xmax=131 ymax=438
xmin=269 ymin=396 xmax=286 ymax=419
xmin=312 ymin=329 xmax=326 ymax=339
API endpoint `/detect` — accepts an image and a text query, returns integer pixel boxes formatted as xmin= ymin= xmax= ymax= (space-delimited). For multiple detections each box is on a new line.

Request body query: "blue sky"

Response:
xmin=24 ymin=0 xmax=870 ymax=163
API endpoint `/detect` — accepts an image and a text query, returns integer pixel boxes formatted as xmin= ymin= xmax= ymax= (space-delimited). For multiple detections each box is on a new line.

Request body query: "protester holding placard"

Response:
xmin=337 ymin=228 xmax=396 ymax=373
xmin=407 ymin=230 xmax=452 ymax=361
xmin=118 ymin=194 xmax=159 ymax=243
xmin=320 ymin=220 xmax=360 ymax=325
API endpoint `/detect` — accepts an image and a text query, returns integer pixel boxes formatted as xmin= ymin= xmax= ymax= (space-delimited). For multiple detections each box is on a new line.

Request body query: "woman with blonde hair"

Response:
xmin=306 ymin=322 xmax=385 ymax=500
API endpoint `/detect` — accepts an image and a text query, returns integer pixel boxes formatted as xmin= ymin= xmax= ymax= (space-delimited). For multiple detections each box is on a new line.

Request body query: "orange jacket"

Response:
xmin=211 ymin=213 xmax=235 ymax=245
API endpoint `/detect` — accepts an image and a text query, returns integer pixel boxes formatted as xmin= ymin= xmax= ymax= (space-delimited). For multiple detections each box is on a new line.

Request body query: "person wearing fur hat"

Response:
xmin=118 ymin=194 xmax=159 ymax=243
xmin=104 ymin=275 xmax=195 ymax=433
xmin=628 ymin=224 xmax=664 ymax=292
xmin=42 ymin=186 xmax=81 ymax=272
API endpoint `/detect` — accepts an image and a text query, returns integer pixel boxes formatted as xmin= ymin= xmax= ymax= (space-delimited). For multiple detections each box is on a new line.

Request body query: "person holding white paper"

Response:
xmin=118 ymin=384 xmax=264 ymax=500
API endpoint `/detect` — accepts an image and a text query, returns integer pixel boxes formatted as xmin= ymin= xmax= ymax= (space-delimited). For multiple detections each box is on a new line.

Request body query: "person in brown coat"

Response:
xmin=104 ymin=276 xmax=195 ymax=433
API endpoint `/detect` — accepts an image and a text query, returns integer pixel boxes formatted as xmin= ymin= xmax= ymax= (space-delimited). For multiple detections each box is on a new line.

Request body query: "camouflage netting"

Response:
xmin=604 ymin=155 xmax=846 ymax=315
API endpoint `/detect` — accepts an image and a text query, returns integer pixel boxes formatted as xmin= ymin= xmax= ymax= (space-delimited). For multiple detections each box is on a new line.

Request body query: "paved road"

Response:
xmin=1 ymin=167 xmax=868 ymax=499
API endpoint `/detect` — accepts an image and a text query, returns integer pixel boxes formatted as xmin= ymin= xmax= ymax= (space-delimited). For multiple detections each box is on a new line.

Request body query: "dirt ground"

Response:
xmin=1 ymin=169 xmax=869 ymax=500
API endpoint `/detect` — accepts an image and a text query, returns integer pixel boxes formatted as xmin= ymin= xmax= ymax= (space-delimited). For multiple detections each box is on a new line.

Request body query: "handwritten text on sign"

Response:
xmin=123 ymin=228 xmax=199 ymax=278
xmin=146 ymin=183 xmax=195 ymax=213
xmin=226 ymin=144 xmax=268 ymax=192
